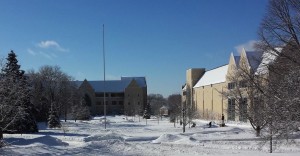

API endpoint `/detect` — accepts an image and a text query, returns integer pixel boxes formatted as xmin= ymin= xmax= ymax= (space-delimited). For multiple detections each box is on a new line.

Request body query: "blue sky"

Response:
xmin=0 ymin=0 xmax=268 ymax=97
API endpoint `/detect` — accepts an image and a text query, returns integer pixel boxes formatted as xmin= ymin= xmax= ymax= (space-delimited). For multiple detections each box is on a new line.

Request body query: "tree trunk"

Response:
xmin=270 ymin=134 xmax=273 ymax=153
xmin=64 ymin=109 xmax=67 ymax=122
xmin=270 ymin=123 xmax=273 ymax=153
xmin=0 ymin=130 xmax=3 ymax=140
xmin=0 ymin=129 xmax=3 ymax=148
xmin=256 ymin=126 xmax=261 ymax=137
xmin=174 ymin=117 xmax=176 ymax=128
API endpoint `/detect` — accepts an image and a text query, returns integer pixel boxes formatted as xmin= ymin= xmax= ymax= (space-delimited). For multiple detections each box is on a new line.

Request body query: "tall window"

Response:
xmin=228 ymin=98 xmax=235 ymax=121
xmin=239 ymin=80 xmax=247 ymax=88
xmin=239 ymin=98 xmax=248 ymax=122
xmin=228 ymin=82 xmax=236 ymax=90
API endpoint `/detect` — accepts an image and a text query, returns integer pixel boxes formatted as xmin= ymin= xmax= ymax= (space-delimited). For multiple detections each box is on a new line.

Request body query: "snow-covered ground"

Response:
xmin=2 ymin=116 xmax=300 ymax=156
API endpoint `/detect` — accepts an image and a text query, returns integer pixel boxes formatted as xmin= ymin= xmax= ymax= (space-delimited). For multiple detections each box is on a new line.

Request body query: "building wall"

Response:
xmin=79 ymin=80 xmax=97 ymax=115
xmin=78 ymin=79 xmax=147 ymax=116
xmin=194 ymin=82 xmax=227 ymax=120
xmin=185 ymin=68 xmax=205 ymax=111
xmin=95 ymin=93 xmax=124 ymax=115
xmin=124 ymin=80 xmax=144 ymax=116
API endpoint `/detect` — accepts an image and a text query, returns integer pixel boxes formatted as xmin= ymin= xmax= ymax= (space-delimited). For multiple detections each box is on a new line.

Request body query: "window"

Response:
xmin=228 ymin=82 xmax=236 ymax=90
xmin=112 ymin=101 xmax=117 ymax=105
xmin=239 ymin=98 xmax=247 ymax=122
xmin=119 ymin=101 xmax=124 ymax=105
xmin=128 ymin=102 xmax=130 ymax=105
xmin=137 ymin=102 xmax=140 ymax=105
xmin=97 ymin=101 xmax=102 ymax=105
xmin=239 ymin=80 xmax=247 ymax=88
xmin=228 ymin=98 xmax=235 ymax=121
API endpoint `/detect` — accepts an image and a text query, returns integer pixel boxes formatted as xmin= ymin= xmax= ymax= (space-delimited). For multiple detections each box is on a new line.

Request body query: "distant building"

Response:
xmin=75 ymin=77 xmax=147 ymax=116
xmin=160 ymin=106 xmax=169 ymax=116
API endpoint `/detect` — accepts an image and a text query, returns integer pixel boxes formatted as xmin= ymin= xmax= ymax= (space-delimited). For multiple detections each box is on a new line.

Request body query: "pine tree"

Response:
xmin=1 ymin=50 xmax=38 ymax=133
xmin=143 ymin=103 xmax=151 ymax=119
xmin=48 ymin=109 xmax=61 ymax=128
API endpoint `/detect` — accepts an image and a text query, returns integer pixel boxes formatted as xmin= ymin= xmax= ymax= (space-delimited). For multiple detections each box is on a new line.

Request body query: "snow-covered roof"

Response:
xmin=75 ymin=77 xmax=146 ymax=93
xmin=193 ymin=65 xmax=228 ymax=88
xmin=256 ymin=48 xmax=281 ymax=75
xmin=182 ymin=84 xmax=187 ymax=91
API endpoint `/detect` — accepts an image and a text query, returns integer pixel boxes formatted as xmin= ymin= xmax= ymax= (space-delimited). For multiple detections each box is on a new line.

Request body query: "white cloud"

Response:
xmin=27 ymin=48 xmax=37 ymax=56
xmin=39 ymin=51 xmax=53 ymax=60
xmin=27 ymin=40 xmax=70 ymax=60
xmin=234 ymin=40 xmax=258 ymax=54
xmin=37 ymin=40 xmax=69 ymax=52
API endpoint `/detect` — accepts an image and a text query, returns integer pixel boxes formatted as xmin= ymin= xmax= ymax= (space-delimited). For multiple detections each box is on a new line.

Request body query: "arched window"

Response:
xmin=84 ymin=94 xmax=92 ymax=106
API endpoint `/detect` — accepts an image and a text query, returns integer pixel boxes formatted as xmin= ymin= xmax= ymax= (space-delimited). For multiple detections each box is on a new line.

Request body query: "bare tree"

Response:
xmin=223 ymin=58 xmax=268 ymax=137
xmin=167 ymin=94 xmax=181 ymax=127
xmin=29 ymin=65 xmax=75 ymax=127
xmin=256 ymin=0 xmax=300 ymax=153
xmin=147 ymin=94 xmax=166 ymax=116
xmin=257 ymin=0 xmax=300 ymax=65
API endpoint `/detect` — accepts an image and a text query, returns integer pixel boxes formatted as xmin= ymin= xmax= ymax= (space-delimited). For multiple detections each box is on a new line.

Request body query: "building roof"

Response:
xmin=234 ymin=56 xmax=240 ymax=67
xmin=74 ymin=77 xmax=146 ymax=93
xmin=256 ymin=48 xmax=281 ymax=75
xmin=245 ymin=51 xmax=263 ymax=71
xmin=193 ymin=65 xmax=228 ymax=88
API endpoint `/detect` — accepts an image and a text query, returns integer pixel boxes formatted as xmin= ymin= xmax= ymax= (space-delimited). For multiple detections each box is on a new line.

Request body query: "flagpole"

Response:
xmin=103 ymin=24 xmax=106 ymax=129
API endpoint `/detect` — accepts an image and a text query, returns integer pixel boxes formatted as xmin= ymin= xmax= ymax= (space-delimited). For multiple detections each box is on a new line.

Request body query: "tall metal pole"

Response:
xmin=103 ymin=24 xmax=106 ymax=129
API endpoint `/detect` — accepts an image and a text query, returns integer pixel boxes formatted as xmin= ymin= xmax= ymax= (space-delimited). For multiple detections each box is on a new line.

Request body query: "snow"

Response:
xmin=2 ymin=115 xmax=300 ymax=155
xmin=256 ymin=48 xmax=282 ymax=75
xmin=194 ymin=65 xmax=228 ymax=88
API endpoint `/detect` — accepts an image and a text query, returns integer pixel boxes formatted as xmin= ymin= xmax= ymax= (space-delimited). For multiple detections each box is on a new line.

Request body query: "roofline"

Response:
xmin=193 ymin=81 xmax=226 ymax=88
xmin=205 ymin=64 xmax=228 ymax=72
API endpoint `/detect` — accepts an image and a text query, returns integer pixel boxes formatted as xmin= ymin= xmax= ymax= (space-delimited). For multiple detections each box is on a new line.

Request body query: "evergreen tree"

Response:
xmin=143 ymin=103 xmax=151 ymax=119
xmin=48 ymin=109 xmax=61 ymax=128
xmin=1 ymin=50 xmax=38 ymax=133
xmin=71 ymin=97 xmax=90 ymax=122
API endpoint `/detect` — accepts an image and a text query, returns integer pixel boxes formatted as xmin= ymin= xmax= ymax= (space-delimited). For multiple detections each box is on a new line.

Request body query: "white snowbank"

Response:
xmin=152 ymin=134 xmax=181 ymax=144
xmin=84 ymin=132 xmax=124 ymax=142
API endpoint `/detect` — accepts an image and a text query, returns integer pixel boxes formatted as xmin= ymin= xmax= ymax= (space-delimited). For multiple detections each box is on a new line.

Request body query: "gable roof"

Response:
xmin=245 ymin=51 xmax=263 ymax=71
xmin=121 ymin=77 xmax=147 ymax=87
xmin=193 ymin=65 xmax=228 ymax=88
xmin=234 ymin=56 xmax=240 ymax=67
xmin=74 ymin=77 xmax=146 ymax=93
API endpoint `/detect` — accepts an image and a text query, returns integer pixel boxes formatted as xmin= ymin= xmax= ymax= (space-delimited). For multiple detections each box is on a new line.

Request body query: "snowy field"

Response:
xmin=2 ymin=116 xmax=300 ymax=156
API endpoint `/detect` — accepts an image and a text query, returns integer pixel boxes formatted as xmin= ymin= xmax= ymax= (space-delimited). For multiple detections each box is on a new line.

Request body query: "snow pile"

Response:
xmin=2 ymin=116 xmax=300 ymax=155
xmin=173 ymin=136 xmax=200 ymax=145
xmin=152 ymin=134 xmax=181 ymax=144
xmin=84 ymin=132 xmax=124 ymax=142
xmin=5 ymin=135 xmax=68 ymax=146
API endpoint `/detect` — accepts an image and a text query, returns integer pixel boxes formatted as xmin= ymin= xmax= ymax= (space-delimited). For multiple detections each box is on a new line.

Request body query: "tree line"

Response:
xmin=0 ymin=51 xmax=90 ymax=147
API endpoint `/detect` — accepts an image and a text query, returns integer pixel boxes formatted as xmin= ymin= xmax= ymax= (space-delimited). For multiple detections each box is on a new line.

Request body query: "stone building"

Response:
xmin=182 ymin=48 xmax=263 ymax=122
xmin=75 ymin=77 xmax=147 ymax=116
